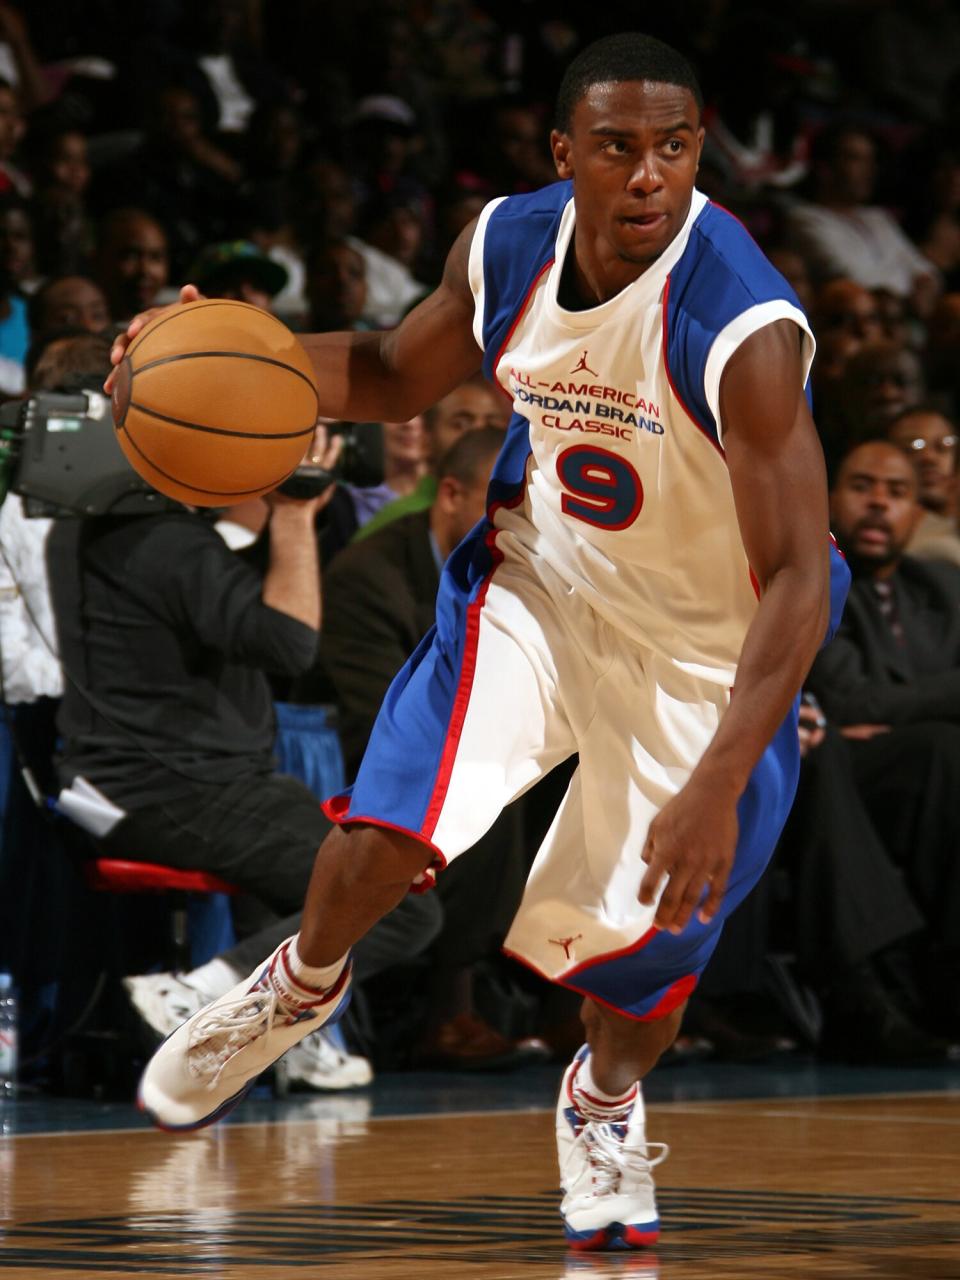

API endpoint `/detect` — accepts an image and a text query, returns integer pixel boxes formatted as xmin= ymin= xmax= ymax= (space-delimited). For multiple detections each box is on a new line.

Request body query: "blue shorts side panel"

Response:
xmin=566 ymin=701 xmax=801 ymax=1019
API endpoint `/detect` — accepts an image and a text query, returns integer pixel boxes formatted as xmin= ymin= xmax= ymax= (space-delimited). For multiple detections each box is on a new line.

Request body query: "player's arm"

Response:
xmin=298 ymin=222 xmax=483 ymax=421
xmin=108 ymin=224 xmax=484 ymax=420
xmin=639 ymin=319 xmax=831 ymax=933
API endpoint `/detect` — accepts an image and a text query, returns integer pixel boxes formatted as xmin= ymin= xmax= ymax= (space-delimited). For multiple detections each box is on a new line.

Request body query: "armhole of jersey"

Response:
xmin=703 ymin=301 xmax=815 ymax=448
xmin=468 ymin=196 xmax=508 ymax=351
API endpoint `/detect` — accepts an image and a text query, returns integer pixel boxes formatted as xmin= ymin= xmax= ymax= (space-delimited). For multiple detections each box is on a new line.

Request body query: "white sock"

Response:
xmin=573 ymin=1052 xmax=638 ymax=1121
xmin=183 ymin=957 xmax=240 ymax=1000
xmin=258 ymin=936 xmax=350 ymax=1015
xmin=287 ymin=934 xmax=348 ymax=991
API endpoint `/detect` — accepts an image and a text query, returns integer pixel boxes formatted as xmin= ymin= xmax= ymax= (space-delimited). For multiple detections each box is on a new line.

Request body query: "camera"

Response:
xmin=277 ymin=420 xmax=383 ymax=498
xmin=0 ymin=389 xmax=175 ymax=517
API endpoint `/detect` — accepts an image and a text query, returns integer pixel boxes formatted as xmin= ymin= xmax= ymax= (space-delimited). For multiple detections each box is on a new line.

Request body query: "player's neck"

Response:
xmin=562 ymin=232 xmax=660 ymax=309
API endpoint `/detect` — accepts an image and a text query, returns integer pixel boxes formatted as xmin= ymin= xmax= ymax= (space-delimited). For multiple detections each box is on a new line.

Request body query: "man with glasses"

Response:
xmin=887 ymin=405 xmax=960 ymax=566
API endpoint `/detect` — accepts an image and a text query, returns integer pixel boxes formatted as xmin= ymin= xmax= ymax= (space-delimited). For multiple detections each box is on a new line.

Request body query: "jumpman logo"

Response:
xmin=570 ymin=350 xmax=598 ymax=376
xmin=549 ymin=933 xmax=583 ymax=960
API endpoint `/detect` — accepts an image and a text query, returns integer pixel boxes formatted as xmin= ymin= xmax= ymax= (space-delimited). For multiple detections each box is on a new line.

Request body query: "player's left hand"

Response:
xmin=637 ymin=776 xmax=739 ymax=934
xmin=105 ymin=284 xmax=205 ymax=393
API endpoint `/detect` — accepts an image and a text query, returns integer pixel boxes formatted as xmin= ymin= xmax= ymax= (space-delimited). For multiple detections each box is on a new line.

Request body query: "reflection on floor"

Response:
xmin=4 ymin=1051 xmax=960 ymax=1137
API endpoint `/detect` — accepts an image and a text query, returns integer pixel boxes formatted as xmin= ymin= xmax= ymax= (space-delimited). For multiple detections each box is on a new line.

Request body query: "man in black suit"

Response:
xmin=808 ymin=439 xmax=960 ymax=1041
xmin=309 ymin=427 xmax=549 ymax=1068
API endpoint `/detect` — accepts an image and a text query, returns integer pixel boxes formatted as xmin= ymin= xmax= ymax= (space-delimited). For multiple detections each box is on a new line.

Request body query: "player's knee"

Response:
xmin=582 ymin=996 xmax=685 ymax=1063
xmin=322 ymin=822 xmax=435 ymax=891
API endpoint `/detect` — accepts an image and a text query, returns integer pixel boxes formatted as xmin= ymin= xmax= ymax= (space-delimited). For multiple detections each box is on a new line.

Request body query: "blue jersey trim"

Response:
xmin=479 ymin=182 xmax=570 ymax=380
xmin=665 ymin=202 xmax=808 ymax=447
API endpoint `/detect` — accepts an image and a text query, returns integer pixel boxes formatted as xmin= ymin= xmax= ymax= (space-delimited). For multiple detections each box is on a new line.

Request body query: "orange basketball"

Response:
xmin=111 ymin=299 xmax=319 ymax=506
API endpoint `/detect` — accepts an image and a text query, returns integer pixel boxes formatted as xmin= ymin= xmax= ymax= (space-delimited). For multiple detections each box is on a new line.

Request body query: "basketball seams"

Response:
xmin=126 ymin=298 xmax=292 ymax=361
xmin=127 ymin=401 xmax=316 ymax=441
xmin=118 ymin=420 xmax=299 ymax=499
xmin=130 ymin=349 xmax=320 ymax=403
xmin=116 ymin=299 xmax=319 ymax=505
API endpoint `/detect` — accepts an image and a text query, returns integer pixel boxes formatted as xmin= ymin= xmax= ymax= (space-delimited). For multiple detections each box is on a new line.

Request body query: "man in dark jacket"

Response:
xmin=808 ymin=439 xmax=960 ymax=1039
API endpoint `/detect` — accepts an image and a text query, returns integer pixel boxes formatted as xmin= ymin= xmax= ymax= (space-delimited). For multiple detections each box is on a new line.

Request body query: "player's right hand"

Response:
xmin=105 ymin=284 xmax=205 ymax=393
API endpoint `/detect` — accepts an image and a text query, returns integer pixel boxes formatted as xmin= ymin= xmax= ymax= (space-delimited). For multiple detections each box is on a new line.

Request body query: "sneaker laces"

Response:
xmin=187 ymin=986 xmax=306 ymax=1085
xmin=582 ymin=1121 xmax=669 ymax=1197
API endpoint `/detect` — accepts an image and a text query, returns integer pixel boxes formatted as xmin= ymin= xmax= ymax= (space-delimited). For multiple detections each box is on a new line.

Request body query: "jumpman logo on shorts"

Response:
xmin=570 ymin=350 xmax=598 ymax=376
xmin=549 ymin=933 xmax=583 ymax=960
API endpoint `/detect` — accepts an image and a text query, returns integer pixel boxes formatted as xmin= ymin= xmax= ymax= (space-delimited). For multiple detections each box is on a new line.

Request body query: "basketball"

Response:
xmin=110 ymin=299 xmax=319 ymax=506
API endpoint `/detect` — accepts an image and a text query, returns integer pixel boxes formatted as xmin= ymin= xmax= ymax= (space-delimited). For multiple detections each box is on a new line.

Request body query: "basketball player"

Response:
xmin=111 ymin=34 xmax=850 ymax=1250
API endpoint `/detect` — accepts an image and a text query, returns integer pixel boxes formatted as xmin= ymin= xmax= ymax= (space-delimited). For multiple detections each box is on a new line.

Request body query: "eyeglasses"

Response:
xmin=905 ymin=435 xmax=958 ymax=454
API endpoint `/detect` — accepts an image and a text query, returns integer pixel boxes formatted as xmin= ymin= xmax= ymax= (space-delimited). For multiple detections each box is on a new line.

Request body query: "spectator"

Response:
xmin=355 ymin=373 xmax=508 ymax=544
xmin=359 ymin=182 xmax=430 ymax=281
xmin=0 ymin=192 xmax=29 ymax=394
xmin=812 ymin=279 xmax=883 ymax=345
xmin=310 ymin=427 xmax=541 ymax=1068
xmin=188 ymin=238 xmax=288 ymax=312
xmin=0 ymin=331 xmax=109 ymax=1069
xmin=94 ymin=84 xmax=240 ymax=275
xmin=0 ymin=77 xmax=28 ymax=196
xmin=94 ymin=208 xmax=169 ymax=324
xmin=808 ymin=439 xmax=960 ymax=1040
xmin=836 ymin=340 xmax=924 ymax=445
xmin=350 ymin=94 xmax=421 ymax=203
xmin=27 ymin=122 xmax=93 ymax=276
xmin=27 ymin=275 xmax=111 ymax=340
xmin=0 ymin=335 xmax=107 ymax=710
xmin=305 ymin=238 xmax=369 ymax=333
xmin=0 ymin=190 xmax=34 ymax=295
xmin=873 ymin=287 xmax=911 ymax=350
xmin=887 ymin=405 xmax=960 ymax=565
xmin=342 ymin=414 xmax=428 ymax=533
xmin=786 ymin=123 xmax=939 ymax=312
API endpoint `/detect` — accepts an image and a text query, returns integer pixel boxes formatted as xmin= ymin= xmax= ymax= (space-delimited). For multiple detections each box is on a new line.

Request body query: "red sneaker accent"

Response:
xmin=567 ymin=1229 xmax=610 ymax=1251
xmin=622 ymin=1224 xmax=660 ymax=1247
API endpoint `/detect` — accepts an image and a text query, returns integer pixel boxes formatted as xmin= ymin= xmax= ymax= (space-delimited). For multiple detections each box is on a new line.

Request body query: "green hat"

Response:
xmin=189 ymin=240 xmax=289 ymax=297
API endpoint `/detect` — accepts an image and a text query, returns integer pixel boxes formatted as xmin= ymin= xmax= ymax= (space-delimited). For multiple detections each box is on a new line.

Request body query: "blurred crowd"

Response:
xmin=1 ymin=0 xmax=960 ymax=1096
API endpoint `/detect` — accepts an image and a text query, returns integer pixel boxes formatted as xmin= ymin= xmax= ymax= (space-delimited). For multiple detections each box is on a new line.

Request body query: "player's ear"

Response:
xmin=551 ymin=129 xmax=573 ymax=180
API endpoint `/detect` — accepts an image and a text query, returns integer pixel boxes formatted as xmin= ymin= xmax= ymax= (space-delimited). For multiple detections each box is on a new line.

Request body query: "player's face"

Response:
xmin=551 ymin=80 xmax=703 ymax=292
xmin=830 ymin=442 xmax=921 ymax=571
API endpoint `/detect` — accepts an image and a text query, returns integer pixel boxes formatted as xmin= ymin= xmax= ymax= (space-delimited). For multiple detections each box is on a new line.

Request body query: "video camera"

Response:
xmin=0 ymin=389 xmax=175 ymax=518
xmin=0 ymin=397 xmax=385 ymax=516
xmin=277 ymin=421 xmax=384 ymax=498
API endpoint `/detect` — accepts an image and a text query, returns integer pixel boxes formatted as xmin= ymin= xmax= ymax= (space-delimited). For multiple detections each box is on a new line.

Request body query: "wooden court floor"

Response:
xmin=1 ymin=1088 xmax=959 ymax=1279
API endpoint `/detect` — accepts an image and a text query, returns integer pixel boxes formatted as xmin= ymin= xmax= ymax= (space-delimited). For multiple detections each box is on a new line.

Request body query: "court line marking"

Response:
xmin=5 ymin=1089 xmax=959 ymax=1140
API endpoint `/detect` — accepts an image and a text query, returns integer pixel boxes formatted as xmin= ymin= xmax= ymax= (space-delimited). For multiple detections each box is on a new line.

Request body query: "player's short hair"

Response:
xmin=436 ymin=425 xmax=504 ymax=486
xmin=554 ymin=33 xmax=703 ymax=133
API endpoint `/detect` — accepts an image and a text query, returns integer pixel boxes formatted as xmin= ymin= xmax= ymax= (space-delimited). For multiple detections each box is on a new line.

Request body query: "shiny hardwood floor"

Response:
xmin=1 ymin=1085 xmax=959 ymax=1278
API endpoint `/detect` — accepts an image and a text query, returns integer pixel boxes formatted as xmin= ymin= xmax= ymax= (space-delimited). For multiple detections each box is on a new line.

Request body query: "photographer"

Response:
xmin=45 ymin=399 xmax=437 ymax=1090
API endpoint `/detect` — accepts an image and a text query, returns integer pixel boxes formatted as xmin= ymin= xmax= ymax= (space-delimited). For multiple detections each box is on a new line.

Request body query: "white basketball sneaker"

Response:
xmin=557 ymin=1046 xmax=668 ymax=1250
xmin=137 ymin=938 xmax=352 ymax=1131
